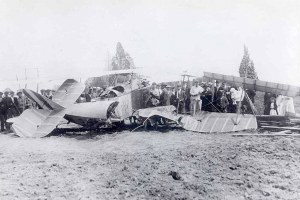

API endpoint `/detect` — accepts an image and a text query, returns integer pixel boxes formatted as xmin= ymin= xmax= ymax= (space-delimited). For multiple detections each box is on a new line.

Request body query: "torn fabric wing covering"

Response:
xmin=137 ymin=106 xmax=257 ymax=133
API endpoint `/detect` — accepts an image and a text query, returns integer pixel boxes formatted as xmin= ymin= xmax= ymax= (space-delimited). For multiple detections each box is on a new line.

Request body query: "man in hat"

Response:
xmin=190 ymin=81 xmax=204 ymax=116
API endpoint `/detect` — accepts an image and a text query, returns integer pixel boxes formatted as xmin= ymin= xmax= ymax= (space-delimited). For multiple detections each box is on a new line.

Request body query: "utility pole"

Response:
xmin=24 ymin=68 xmax=27 ymax=89
xmin=36 ymin=68 xmax=39 ymax=93
xmin=24 ymin=67 xmax=39 ymax=91
xmin=107 ymin=51 xmax=110 ymax=70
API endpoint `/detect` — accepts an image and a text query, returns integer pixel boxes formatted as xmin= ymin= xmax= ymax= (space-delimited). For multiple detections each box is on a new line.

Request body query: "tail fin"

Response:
xmin=13 ymin=79 xmax=85 ymax=137
xmin=52 ymin=79 xmax=86 ymax=108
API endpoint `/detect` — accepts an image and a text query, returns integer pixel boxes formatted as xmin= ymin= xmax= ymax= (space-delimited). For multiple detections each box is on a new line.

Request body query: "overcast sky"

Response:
xmin=0 ymin=0 xmax=299 ymax=91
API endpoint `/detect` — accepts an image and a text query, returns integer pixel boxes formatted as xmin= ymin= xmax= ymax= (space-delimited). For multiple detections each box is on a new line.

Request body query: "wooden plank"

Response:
xmin=276 ymin=130 xmax=292 ymax=134
xmin=232 ymin=133 xmax=299 ymax=137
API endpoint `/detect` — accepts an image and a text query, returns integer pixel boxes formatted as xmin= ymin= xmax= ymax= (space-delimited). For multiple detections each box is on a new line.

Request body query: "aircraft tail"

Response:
xmin=10 ymin=90 xmax=67 ymax=137
xmin=10 ymin=108 xmax=67 ymax=137
xmin=11 ymin=79 xmax=86 ymax=137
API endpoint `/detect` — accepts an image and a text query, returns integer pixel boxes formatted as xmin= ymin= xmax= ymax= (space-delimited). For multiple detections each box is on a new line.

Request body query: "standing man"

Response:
xmin=190 ymin=81 xmax=204 ymax=116
xmin=213 ymin=81 xmax=224 ymax=112
xmin=185 ymin=82 xmax=191 ymax=113
xmin=2 ymin=91 xmax=14 ymax=130
xmin=17 ymin=91 xmax=26 ymax=114
xmin=202 ymin=86 xmax=213 ymax=112
xmin=235 ymin=86 xmax=245 ymax=114
xmin=177 ymin=84 xmax=186 ymax=114
xmin=0 ymin=92 xmax=6 ymax=132
xmin=159 ymin=84 xmax=169 ymax=106
xmin=10 ymin=91 xmax=19 ymax=116
xmin=170 ymin=87 xmax=177 ymax=107
xmin=264 ymin=92 xmax=272 ymax=115
xmin=149 ymin=82 xmax=160 ymax=107
xmin=220 ymin=92 xmax=229 ymax=113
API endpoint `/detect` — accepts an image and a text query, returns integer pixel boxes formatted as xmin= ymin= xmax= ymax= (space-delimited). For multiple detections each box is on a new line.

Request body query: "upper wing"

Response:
xmin=52 ymin=79 xmax=86 ymax=108
xmin=203 ymin=71 xmax=300 ymax=97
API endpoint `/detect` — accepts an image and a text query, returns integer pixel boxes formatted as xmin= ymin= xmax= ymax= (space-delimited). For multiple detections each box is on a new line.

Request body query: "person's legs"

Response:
xmin=197 ymin=100 xmax=202 ymax=114
xmin=236 ymin=101 xmax=242 ymax=114
xmin=5 ymin=109 xmax=12 ymax=130
xmin=191 ymin=99 xmax=195 ymax=116
xmin=0 ymin=114 xmax=5 ymax=131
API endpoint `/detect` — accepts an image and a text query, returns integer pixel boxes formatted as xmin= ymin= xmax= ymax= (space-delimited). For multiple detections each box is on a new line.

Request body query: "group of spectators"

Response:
xmin=147 ymin=80 xmax=257 ymax=116
xmin=263 ymin=92 xmax=294 ymax=116
xmin=0 ymin=88 xmax=58 ymax=132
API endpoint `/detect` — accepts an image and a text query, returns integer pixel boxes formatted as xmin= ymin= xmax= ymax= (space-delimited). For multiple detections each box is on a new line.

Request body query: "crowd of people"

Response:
xmin=146 ymin=80 xmax=258 ymax=116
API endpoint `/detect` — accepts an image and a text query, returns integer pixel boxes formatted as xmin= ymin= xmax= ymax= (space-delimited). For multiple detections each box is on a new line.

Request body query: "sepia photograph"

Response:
xmin=0 ymin=0 xmax=299 ymax=199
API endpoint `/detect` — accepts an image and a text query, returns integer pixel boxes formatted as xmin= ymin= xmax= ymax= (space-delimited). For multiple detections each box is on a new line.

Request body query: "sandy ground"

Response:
xmin=0 ymin=130 xmax=299 ymax=200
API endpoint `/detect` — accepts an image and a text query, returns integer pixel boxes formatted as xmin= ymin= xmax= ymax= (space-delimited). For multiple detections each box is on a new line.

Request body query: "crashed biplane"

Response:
xmin=7 ymin=69 xmax=263 ymax=138
xmin=8 ymin=69 xmax=151 ymax=137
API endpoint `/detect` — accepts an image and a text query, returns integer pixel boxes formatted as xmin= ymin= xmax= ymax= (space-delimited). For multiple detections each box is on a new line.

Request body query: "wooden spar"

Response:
xmin=261 ymin=126 xmax=300 ymax=131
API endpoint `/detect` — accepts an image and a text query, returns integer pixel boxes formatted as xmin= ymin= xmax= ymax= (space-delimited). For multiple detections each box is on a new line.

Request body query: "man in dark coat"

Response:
xmin=10 ymin=91 xmax=20 ymax=116
xmin=159 ymin=84 xmax=169 ymax=106
xmin=170 ymin=87 xmax=178 ymax=107
xmin=201 ymin=86 xmax=213 ymax=112
xmin=185 ymin=82 xmax=191 ymax=113
xmin=264 ymin=92 xmax=272 ymax=115
xmin=2 ymin=91 xmax=14 ymax=130
xmin=213 ymin=81 xmax=224 ymax=112
xmin=0 ymin=92 xmax=6 ymax=131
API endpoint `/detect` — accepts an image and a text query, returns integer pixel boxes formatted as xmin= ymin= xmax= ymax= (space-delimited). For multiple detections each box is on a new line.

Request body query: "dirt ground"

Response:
xmin=0 ymin=130 xmax=299 ymax=200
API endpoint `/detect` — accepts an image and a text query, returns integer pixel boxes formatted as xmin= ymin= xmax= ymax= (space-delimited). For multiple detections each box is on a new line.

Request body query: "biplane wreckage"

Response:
xmin=7 ymin=69 xmax=299 ymax=138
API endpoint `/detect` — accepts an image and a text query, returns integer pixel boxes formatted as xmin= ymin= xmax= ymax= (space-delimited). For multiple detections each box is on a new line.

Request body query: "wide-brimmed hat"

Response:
xmin=3 ymin=88 xmax=13 ymax=93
